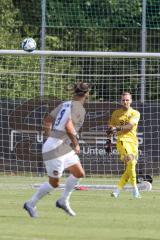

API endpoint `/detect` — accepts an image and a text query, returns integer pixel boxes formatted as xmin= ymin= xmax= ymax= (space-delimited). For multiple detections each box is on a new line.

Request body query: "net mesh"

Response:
xmin=1 ymin=0 xmax=160 ymax=185
xmin=0 ymin=52 xmax=160 ymax=183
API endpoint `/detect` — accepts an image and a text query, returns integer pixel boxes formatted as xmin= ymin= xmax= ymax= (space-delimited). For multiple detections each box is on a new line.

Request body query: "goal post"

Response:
xmin=0 ymin=50 xmax=160 ymax=187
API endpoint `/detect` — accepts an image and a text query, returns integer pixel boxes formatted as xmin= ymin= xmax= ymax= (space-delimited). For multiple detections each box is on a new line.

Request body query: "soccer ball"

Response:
xmin=21 ymin=38 xmax=36 ymax=52
xmin=138 ymin=181 xmax=152 ymax=191
xmin=143 ymin=181 xmax=152 ymax=191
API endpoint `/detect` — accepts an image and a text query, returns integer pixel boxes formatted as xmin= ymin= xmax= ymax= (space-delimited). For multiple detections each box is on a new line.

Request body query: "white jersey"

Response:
xmin=42 ymin=100 xmax=86 ymax=161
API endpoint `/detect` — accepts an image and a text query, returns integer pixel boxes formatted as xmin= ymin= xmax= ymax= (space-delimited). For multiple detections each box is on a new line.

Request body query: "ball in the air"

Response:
xmin=22 ymin=38 xmax=36 ymax=52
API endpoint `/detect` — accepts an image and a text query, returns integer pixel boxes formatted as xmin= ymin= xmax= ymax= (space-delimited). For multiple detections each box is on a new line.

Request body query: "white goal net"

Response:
xmin=0 ymin=50 xmax=160 ymax=186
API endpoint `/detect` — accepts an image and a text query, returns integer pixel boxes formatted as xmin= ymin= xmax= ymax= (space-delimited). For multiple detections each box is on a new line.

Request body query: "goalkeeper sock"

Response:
xmin=118 ymin=169 xmax=129 ymax=189
xmin=28 ymin=182 xmax=54 ymax=207
xmin=59 ymin=174 xmax=79 ymax=203
xmin=127 ymin=160 xmax=137 ymax=187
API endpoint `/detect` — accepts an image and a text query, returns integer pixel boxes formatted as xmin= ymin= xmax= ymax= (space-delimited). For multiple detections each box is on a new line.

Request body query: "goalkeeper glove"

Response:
xmin=104 ymin=139 xmax=112 ymax=155
xmin=106 ymin=126 xmax=123 ymax=136
xmin=106 ymin=127 xmax=114 ymax=136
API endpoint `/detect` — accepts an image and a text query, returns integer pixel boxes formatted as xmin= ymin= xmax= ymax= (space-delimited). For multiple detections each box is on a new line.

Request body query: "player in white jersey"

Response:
xmin=24 ymin=82 xmax=90 ymax=217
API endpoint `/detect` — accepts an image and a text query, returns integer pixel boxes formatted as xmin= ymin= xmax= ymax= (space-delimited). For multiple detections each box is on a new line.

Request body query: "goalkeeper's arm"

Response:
xmin=109 ymin=123 xmax=134 ymax=133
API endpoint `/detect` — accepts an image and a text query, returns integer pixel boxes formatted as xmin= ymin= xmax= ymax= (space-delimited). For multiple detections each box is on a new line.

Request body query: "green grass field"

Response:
xmin=0 ymin=176 xmax=160 ymax=240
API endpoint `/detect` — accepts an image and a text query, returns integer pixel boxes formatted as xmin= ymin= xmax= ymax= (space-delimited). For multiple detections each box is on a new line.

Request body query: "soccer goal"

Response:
xmin=0 ymin=50 xmax=159 ymax=189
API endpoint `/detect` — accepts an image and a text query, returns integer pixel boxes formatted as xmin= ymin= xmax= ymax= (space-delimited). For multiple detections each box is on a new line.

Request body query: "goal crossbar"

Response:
xmin=1 ymin=50 xmax=160 ymax=58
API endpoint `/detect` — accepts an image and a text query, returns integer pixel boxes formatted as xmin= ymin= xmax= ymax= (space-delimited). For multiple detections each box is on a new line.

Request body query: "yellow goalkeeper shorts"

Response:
xmin=117 ymin=141 xmax=138 ymax=162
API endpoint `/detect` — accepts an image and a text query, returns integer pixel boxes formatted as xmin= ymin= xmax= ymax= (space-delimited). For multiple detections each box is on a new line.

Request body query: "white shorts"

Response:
xmin=44 ymin=150 xmax=80 ymax=178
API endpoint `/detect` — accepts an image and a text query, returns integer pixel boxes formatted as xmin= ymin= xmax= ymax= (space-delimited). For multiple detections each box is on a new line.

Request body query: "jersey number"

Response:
xmin=55 ymin=109 xmax=66 ymax=126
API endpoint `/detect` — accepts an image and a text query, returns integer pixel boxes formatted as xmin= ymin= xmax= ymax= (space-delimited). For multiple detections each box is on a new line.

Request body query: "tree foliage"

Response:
xmin=0 ymin=0 xmax=160 ymax=100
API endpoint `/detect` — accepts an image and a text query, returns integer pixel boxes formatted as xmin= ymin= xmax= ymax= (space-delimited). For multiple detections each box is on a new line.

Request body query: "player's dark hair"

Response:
xmin=74 ymin=82 xmax=91 ymax=96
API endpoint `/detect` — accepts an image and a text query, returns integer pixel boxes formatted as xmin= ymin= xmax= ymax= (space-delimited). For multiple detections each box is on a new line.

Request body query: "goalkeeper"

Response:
xmin=24 ymin=82 xmax=91 ymax=217
xmin=107 ymin=92 xmax=141 ymax=198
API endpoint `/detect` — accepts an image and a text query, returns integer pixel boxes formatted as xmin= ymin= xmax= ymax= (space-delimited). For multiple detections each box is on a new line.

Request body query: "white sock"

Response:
xmin=60 ymin=175 xmax=79 ymax=203
xmin=133 ymin=186 xmax=139 ymax=194
xmin=28 ymin=182 xmax=54 ymax=207
xmin=114 ymin=188 xmax=120 ymax=195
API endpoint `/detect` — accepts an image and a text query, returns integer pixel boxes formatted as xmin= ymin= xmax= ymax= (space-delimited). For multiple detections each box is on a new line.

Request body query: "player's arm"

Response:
xmin=43 ymin=105 xmax=62 ymax=136
xmin=108 ymin=122 xmax=134 ymax=134
xmin=65 ymin=119 xmax=80 ymax=155
xmin=43 ymin=115 xmax=54 ymax=136
xmin=112 ymin=111 xmax=140 ymax=133
xmin=115 ymin=123 xmax=133 ymax=131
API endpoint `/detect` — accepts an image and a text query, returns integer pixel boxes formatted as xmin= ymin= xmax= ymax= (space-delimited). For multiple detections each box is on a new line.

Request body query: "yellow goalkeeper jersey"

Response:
xmin=110 ymin=107 xmax=140 ymax=144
